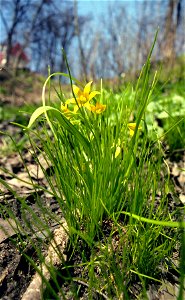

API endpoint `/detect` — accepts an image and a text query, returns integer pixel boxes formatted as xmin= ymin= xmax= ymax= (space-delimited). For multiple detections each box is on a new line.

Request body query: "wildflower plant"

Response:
xmin=1 ymin=34 xmax=184 ymax=298
xmin=26 ymin=69 xmax=146 ymax=239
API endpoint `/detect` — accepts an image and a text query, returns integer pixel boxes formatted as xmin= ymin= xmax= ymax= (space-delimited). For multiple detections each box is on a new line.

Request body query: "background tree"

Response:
xmin=1 ymin=0 xmax=184 ymax=78
xmin=0 ymin=0 xmax=87 ymax=74
xmin=0 ymin=0 xmax=31 ymax=68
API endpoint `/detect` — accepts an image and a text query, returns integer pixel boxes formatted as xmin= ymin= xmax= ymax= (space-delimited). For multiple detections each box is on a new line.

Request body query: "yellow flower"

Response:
xmin=127 ymin=123 xmax=142 ymax=136
xmin=66 ymin=81 xmax=100 ymax=113
xmin=61 ymin=103 xmax=73 ymax=119
xmin=73 ymin=100 xmax=92 ymax=114
xmin=63 ymin=81 xmax=106 ymax=117
xmin=90 ymin=102 xmax=106 ymax=114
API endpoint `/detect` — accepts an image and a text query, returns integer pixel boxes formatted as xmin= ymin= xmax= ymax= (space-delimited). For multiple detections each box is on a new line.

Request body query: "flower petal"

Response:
xmin=129 ymin=129 xmax=135 ymax=137
xmin=127 ymin=123 xmax=137 ymax=131
xmin=72 ymin=85 xmax=80 ymax=96
xmin=89 ymin=91 xmax=100 ymax=101
xmin=91 ymin=103 xmax=106 ymax=114
xmin=78 ymin=95 xmax=87 ymax=103
xmin=115 ymin=146 xmax=121 ymax=158
xmin=61 ymin=103 xmax=73 ymax=119
xmin=128 ymin=122 xmax=142 ymax=136
xmin=73 ymin=105 xmax=79 ymax=113
xmin=61 ymin=103 xmax=67 ymax=111
xmin=128 ymin=123 xmax=142 ymax=131
xmin=84 ymin=101 xmax=92 ymax=111
xmin=84 ymin=81 xmax=93 ymax=94
xmin=66 ymin=98 xmax=76 ymax=104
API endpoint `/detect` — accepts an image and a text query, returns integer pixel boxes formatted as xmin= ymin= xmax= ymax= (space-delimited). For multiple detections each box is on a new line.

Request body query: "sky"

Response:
xmin=78 ymin=0 xmax=136 ymax=18
xmin=78 ymin=0 xmax=116 ymax=15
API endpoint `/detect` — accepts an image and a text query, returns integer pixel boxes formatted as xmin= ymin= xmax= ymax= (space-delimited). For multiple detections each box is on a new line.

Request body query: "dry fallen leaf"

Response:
xmin=0 ymin=218 xmax=17 ymax=243
xmin=7 ymin=173 xmax=36 ymax=188
xmin=179 ymin=194 xmax=185 ymax=204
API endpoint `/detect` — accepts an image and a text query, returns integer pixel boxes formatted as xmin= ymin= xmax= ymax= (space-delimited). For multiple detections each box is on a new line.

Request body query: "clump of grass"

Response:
xmin=0 ymin=36 xmax=184 ymax=299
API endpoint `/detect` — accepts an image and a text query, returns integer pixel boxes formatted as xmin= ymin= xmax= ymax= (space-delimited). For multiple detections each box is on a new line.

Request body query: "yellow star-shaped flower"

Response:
xmin=90 ymin=102 xmax=106 ymax=114
xmin=66 ymin=81 xmax=100 ymax=112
